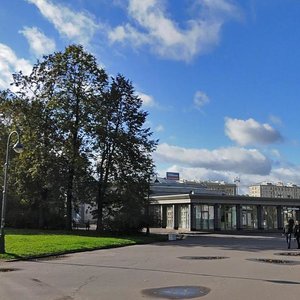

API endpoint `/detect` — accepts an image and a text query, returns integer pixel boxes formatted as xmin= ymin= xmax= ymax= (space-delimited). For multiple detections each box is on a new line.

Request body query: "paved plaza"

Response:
xmin=0 ymin=232 xmax=300 ymax=299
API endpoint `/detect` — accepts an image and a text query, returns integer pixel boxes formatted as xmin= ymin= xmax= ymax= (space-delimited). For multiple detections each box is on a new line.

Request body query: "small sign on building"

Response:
xmin=166 ymin=172 xmax=180 ymax=181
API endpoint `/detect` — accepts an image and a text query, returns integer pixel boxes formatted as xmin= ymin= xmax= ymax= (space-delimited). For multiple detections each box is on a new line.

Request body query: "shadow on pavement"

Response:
xmin=154 ymin=234 xmax=297 ymax=252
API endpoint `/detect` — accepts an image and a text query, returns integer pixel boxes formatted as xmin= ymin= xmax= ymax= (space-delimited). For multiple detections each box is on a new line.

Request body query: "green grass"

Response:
xmin=0 ymin=228 xmax=167 ymax=260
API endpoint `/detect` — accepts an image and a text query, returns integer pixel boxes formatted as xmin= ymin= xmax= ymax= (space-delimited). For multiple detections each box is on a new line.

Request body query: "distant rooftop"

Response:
xmin=250 ymin=181 xmax=298 ymax=187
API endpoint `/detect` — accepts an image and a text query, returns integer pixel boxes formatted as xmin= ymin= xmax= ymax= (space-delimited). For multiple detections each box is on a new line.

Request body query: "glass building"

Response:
xmin=149 ymin=194 xmax=300 ymax=232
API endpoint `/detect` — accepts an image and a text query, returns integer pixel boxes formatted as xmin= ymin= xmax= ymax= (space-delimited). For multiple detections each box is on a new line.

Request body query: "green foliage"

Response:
xmin=0 ymin=44 xmax=157 ymax=233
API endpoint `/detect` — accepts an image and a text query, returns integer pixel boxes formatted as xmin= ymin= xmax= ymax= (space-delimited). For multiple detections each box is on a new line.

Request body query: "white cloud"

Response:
xmin=270 ymin=166 xmax=300 ymax=184
xmin=161 ymin=165 xmax=235 ymax=182
xmin=0 ymin=43 xmax=32 ymax=90
xmin=109 ymin=24 xmax=150 ymax=47
xmin=225 ymin=117 xmax=283 ymax=146
xmin=154 ymin=143 xmax=271 ymax=175
xmin=27 ymin=0 xmax=98 ymax=45
xmin=137 ymin=91 xmax=157 ymax=107
xmin=156 ymin=164 xmax=300 ymax=195
xmin=155 ymin=124 xmax=164 ymax=132
xmin=108 ymin=0 xmax=240 ymax=61
xmin=193 ymin=90 xmax=210 ymax=109
xmin=20 ymin=27 xmax=56 ymax=57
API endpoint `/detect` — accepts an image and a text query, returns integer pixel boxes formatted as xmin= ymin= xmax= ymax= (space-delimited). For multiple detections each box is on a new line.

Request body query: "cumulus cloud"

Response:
xmin=137 ymin=91 xmax=157 ymax=107
xmin=108 ymin=0 xmax=240 ymax=61
xmin=225 ymin=117 xmax=283 ymax=146
xmin=154 ymin=143 xmax=271 ymax=175
xmin=27 ymin=0 xmax=98 ymax=45
xmin=162 ymin=165 xmax=234 ymax=182
xmin=0 ymin=43 xmax=32 ymax=90
xmin=20 ymin=27 xmax=56 ymax=57
xmin=193 ymin=90 xmax=210 ymax=109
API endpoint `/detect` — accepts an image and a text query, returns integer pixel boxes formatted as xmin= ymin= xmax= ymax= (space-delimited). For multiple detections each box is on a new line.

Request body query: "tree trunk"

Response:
xmin=38 ymin=188 xmax=48 ymax=229
xmin=66 ymin=166 xmax=74 ymax=230
xmin=96 ymin=181 xmax=103 ymax=232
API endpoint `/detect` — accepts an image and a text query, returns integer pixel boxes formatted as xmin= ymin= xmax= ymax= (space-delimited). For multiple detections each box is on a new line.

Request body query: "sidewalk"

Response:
xmin=1 ymin=232 xmax=299 ymax=299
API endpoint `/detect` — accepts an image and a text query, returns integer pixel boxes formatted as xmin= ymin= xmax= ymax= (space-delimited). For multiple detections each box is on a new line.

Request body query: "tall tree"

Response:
xmin=1 ymin=45 xmax=157 ymax=232
xmin=1 ymin=45 xmax=108 ymax=229
xmin=0 ymin=74 xmax=65 ymax=228
xmin=26 ymin=45 xmax=108 ymax=230
xmin=92 ymin=74 xmax=157 ymax=232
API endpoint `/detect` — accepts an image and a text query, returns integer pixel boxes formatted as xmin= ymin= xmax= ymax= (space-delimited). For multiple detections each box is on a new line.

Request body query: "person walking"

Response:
xmin=294 ymin=221 xmax=300 ymax=249
xmin=284 ymin=218 xmax=295 ymax=249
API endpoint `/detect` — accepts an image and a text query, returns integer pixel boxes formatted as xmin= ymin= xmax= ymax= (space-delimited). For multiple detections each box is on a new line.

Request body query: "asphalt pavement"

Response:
xmin=0 ymin=232 xmax=300 ymax=300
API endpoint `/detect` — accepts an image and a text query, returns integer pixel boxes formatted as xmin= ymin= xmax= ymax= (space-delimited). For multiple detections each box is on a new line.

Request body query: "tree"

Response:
xmin=1 ymin=45 xmax=108 ymax=229
xmin=40 ymin=45 xmax=107 ymax=230
xmin=92 ymin=74 xmax=157 ymax=232
xmin=1 ymin=45 xmax=157 ymax=232
xmin=0 ymin=75 xmax=65 ymax=228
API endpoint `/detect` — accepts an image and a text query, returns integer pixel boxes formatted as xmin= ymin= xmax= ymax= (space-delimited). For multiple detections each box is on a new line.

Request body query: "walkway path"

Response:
xmin=0 ymin=233 xmax=299 ymax=299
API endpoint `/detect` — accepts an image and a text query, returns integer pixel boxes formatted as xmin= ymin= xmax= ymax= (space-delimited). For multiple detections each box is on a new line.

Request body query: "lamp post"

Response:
xmin=0 ymin=131 xmax=23 ymax=253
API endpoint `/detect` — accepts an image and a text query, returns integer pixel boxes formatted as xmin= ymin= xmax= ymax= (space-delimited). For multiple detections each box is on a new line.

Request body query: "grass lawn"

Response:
xmin=0 ymin=228 xmax=167 ymax=260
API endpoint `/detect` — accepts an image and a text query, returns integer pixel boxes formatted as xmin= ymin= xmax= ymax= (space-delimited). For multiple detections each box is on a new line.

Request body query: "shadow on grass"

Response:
xmin=0 ymin=252 xmax=23 ymax=260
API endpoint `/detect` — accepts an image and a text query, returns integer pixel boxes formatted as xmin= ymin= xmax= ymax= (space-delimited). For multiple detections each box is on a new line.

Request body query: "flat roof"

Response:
xmin=150 ymin=193 xmax=300 ymax=206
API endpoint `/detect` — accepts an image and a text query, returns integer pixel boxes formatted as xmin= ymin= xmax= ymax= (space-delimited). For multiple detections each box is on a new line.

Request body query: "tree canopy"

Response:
xmin=0 ymin=44 xmax=157 ymax=232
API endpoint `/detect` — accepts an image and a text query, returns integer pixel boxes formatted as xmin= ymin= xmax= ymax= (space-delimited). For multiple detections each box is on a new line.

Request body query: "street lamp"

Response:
xmin=0 ymin=131 xmax=23 ymax=253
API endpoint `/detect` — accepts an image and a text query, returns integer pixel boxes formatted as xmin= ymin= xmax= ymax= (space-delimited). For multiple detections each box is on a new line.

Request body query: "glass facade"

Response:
xmin=178 ymin=205 xmax=189 ymax=229
xmin=166 ymin=205 xmax=173 ymax=228
xmin=192 ymin=204 xmax=214 ymax=230
xmin=242 ymin=205 xmax=258 ymax=229
xmin=150 ymin=201 xmax=300 ymax=232
xmin=283 ymin=207 xmax=297 ymax=222
xmin=220 ymin=205 xmax=236 ymax=230
xmin=262 ymin=206 xmax=277 ymax=229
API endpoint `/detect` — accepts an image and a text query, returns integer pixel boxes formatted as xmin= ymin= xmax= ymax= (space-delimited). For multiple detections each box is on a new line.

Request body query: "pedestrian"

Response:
xmin=284 ymin=218 xmax=295 ymax=249
xmin=294 ymin=221 xmax=300 ymax=249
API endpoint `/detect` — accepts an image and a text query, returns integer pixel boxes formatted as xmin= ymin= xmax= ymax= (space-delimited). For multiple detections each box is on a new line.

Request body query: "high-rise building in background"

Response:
xmin=249 ymin=182 xmax=300 ymax=199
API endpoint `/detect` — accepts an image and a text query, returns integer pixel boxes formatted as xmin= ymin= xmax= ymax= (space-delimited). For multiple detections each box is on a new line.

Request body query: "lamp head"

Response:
xmin=13 ymin=142 xmax=24 ymax=154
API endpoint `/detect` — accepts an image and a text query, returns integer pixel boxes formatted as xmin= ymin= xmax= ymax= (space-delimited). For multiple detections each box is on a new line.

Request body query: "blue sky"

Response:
xmin=1 ymin=0 xmax=300 ymax=193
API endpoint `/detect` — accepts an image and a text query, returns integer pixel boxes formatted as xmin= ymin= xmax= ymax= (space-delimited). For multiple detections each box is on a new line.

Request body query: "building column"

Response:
xmin=190 ymin=204 xmax=195 ymax=231
xmin=257 ymin=205 xmax=264 ymax=230
xmin=276 ymin=206 xmax=283 ymax=230
xmin=214 ymin=204 xmax=221 ymax=231
xmin=173 ymin=204 xmax=179 ymax=229
xmin=236 ymin=204 xmax=242 ymax=230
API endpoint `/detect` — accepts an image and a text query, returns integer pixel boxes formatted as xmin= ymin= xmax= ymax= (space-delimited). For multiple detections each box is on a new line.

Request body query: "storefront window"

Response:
xmin=242 ymin=206 xmax=258 ymax=229
xmin=220 ymin=205 xmax=236 ymax=230
xmin=178 ymin=205 xmax=189 ymax=229
xmin=166 ymin=205 xmax=173 ymax=228
xmin=193 ymin=204 xmax=214 ymax=230
xmin=262 ymin=206 xmax=277 ymax=229
xmin=283 ymin=207 xmax=298 ymax=225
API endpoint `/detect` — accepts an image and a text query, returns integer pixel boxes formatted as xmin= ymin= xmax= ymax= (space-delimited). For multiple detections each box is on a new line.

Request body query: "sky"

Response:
xmin=1 ymin=0 xmax=300 ymax=194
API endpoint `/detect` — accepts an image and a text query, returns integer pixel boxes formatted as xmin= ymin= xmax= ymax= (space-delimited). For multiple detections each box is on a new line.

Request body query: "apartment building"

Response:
xmin=249 ymin=182 xmax=300 ymax=199
xmin=201 ymin=181 xmax=237 ymax=196
xmin=151 ymin=177 xmax=237 ymax=196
